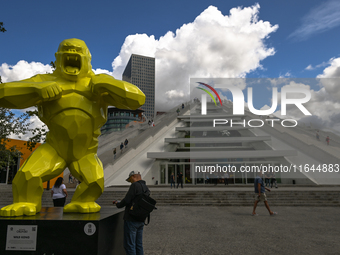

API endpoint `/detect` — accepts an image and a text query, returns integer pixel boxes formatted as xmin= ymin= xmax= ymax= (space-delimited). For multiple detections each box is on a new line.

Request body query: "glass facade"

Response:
xmin=158 ymin=162 xmax=281 ymax=185
xmin=101 ymin=108 xmax=143 ymax=134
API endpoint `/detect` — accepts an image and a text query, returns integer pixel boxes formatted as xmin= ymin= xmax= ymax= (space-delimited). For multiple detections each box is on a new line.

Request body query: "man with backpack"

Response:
xmin=113 ymin=171 xmax=152 ymax=255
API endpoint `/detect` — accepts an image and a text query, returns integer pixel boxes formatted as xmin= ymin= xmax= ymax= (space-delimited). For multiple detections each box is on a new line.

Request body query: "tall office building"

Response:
xmin=123 ymin=54 xmax=155 ymax=120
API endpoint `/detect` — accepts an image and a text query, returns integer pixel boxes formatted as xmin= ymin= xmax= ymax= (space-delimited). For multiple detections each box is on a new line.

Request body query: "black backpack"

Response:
xmin=129 ymin=182 xmax=157 ymax=225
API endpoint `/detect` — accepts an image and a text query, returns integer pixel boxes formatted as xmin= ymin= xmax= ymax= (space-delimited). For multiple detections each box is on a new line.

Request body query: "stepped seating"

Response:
xmin=96 ymin=190 xmax=340 ymax=207
xmin=0 ymin=186 xmax=339 ymax=208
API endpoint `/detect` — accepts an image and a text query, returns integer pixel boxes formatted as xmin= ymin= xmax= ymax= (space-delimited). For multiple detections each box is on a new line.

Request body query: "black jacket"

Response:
xmin=116 ymin=180 xmax=149 ymax=221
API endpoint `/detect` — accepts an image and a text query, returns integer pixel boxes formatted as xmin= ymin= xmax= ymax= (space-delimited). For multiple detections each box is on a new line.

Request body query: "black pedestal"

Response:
xmin=0 ymin=207 xmax=125 ymax=255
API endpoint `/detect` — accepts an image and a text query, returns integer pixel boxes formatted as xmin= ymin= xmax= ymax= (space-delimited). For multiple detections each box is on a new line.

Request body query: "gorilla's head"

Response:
xmin=54 ymin=38 xmax=93 ymax=81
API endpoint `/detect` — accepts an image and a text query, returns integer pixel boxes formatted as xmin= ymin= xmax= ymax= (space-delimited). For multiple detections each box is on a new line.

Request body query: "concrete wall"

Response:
xmin=104 ymin=113 xmax=187 ymax=186
xmin=252 ymin=128 xmax=340 ymax=185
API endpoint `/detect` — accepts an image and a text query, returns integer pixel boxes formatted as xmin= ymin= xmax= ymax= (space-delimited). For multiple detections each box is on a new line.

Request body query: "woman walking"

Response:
xmin=51 ymin=177 xmax=68 ymax=207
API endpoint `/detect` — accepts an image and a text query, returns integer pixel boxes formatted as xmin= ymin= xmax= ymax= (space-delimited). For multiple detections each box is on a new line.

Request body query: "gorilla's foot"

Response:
xmin=0 ymin=203 xmax=39 ymax=217
xmin=63 ymin=202 xmax=101 ymax=213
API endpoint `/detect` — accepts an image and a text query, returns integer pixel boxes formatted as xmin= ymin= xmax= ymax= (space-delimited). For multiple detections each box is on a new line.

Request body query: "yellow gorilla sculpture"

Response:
xmin=0 ymin=38 xmax=145 ymax=216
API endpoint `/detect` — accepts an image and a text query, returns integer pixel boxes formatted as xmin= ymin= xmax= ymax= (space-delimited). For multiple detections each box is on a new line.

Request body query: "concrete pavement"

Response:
xmin=142 ymin=206 xmax=340 ymax=255
xmin=1 ymin=184 xmax=339 ymax=254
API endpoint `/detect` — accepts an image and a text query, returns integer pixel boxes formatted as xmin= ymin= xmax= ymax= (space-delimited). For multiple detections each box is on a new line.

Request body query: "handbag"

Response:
xmin=129 ymin=182 xmax=157 ymax=225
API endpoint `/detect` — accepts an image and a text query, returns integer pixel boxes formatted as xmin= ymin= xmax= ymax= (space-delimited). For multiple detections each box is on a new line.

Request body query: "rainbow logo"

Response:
xmin=196 ymin=82 xmax=222 ymax=106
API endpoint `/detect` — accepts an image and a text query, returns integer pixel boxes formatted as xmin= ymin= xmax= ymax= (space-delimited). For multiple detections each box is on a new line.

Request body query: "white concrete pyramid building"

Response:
xmin=100 ymin=101 xmax=340 ymax=186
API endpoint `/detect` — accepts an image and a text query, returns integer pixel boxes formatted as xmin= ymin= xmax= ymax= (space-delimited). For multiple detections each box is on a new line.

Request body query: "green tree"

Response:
xmin=25 ymin=109 xmax=48 ymax=150
xmin=50 ymin=61 xmax=56 ymax=70
xmin=0 ymin=22 xmax=5 ymax=87
xmin=0 ymin=101 xmax=47 ymax=169
xmin=0 ymin=22 xmax=6 ymax=33
xmin=0 ymin=108 xmax=30 ymax=169
xmin=0 ymin=22 xmax=21 ymax=170
xmin=0 ymin=22 xmax=47 ymax=171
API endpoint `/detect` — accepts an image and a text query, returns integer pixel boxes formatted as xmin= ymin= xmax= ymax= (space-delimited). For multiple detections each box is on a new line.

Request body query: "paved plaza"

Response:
xmin=143 ymin=206 xmax=340 ymax=255
xmin=1 ymin=185 xmax=339 ymax=254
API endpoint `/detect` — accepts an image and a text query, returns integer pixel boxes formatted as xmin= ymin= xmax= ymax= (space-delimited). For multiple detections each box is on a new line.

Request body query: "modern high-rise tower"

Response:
xmin=123 ymin=54 xmax=155 ymax=120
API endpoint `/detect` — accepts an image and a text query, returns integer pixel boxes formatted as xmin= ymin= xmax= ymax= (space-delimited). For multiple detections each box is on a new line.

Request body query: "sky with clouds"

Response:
xmin=1 ymin=0 xmax=340 ymax=136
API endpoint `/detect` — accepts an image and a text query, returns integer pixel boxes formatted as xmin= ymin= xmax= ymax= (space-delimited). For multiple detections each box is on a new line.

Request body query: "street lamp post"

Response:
xmin=5 ymin=153 xmax=10 ymax=185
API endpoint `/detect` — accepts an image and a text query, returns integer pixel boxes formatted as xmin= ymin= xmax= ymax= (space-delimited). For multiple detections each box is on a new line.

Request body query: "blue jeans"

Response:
xmin=124 ymin=220 xmax=144 ymax=255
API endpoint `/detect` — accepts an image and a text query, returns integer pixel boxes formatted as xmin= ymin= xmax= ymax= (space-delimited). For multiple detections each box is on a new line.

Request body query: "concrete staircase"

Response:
xmin=95 ymin=189 xmax=340 ymax=207
xmin=1 ymin=186 xmax=339 ymax=208
xmin=147 ymin=190 xmax=340 ymax=206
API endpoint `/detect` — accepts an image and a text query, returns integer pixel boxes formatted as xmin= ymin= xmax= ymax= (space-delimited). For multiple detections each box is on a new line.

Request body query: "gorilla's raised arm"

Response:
xmin=0 ymin=74 xmax=62 ymax=109
xmin=91 ymin=74 xmax=145 ymax=110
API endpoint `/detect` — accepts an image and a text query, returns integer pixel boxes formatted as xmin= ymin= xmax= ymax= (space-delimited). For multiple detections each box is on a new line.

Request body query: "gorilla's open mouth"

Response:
xmin=62 ymin=54 xmax=82 ymax=75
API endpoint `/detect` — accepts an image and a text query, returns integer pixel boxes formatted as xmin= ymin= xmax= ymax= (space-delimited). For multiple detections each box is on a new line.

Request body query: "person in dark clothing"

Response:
xmin=177 ymin=172 xmax=183 ymax=188
xmin=113 ymin=171 xmax=149 ymax=255
xmin=120 ymin=142 xmax=124 ymax=154
xmin=264 ymin=172 xmax=270 ymax=187
xmin=270 ymin=172 xmax=278 ymax=188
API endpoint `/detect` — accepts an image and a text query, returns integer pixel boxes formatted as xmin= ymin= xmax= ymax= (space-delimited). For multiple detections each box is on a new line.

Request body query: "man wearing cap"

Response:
xmin=113 ymin=171 xmax=149 ymax=255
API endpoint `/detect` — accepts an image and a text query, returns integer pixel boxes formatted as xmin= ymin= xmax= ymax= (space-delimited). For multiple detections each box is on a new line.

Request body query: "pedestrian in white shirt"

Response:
xmin=51 ymin=177 xmax=68 ymax=207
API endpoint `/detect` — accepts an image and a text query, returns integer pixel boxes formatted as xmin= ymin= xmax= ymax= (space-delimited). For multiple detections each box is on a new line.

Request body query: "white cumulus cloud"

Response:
xmin=1 ymin=5 xmax=279 ymax=120
xmin=272 ymin=58 xmax=340 ymax=132
xmin=93 ymin=68 xmax=113 ymax=76
xmin=317 ymin=57 xmax=340 ymax=78
xmin=0 ymin=60 xmax=52 ymax=83
xmin=8 ymin=114 xmax=47 ymax=142
xmin=112 ymin=4 xmax=278 ymax=111
xmin=165 ymin=90 xmax=185 ymax=100
xmin=317 ymin=57 xmax=340 ymax=101
xmin=0 ymin=61 xmax=52 ymax=140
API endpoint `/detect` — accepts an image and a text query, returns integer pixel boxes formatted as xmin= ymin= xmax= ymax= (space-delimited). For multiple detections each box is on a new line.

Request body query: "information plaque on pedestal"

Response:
xmin=0 ymin=207 xmax=125 ymax=255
